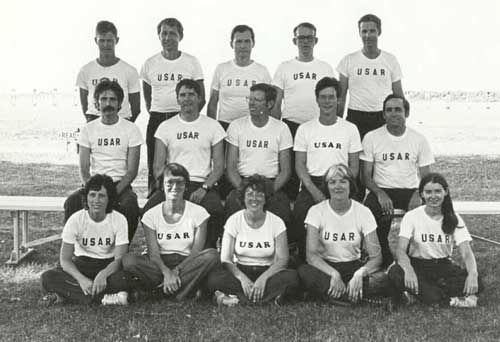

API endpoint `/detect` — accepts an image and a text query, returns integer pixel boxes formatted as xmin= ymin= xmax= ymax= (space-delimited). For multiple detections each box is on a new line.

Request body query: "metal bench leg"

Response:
xmin=6 ymin=211 xmax=20 ymax=265
xmin=21 ymin=211 xmax=28 ymax=247
xmin=6 ymin=210 xmax=35 ymax=266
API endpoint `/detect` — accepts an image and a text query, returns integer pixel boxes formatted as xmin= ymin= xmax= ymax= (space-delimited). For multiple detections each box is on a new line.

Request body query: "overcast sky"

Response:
xmin=2 ymin=0 xmax=499 ymax=92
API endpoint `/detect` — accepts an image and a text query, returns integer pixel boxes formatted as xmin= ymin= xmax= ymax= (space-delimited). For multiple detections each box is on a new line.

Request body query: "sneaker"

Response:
xmin=213 ymin=290 xmax=239 ymax=307
xmin=102 ymin=291 xmax=128 ymax=305
xmin=449 ymin=295 xmax=477 ymax=308
xmin=274 ymin=294 xmax=284 ymax=306
xmin=40 ymin=292 xmax=64 ymax=306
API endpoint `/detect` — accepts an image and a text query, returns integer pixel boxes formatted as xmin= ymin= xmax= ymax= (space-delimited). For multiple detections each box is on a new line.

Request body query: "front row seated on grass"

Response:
xmin=40 ymin=165 xmax=482 ymax=308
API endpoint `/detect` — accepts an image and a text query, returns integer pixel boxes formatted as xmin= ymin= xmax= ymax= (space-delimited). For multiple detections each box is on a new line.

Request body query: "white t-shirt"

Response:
xmin=273 ymin=58 xmax=334 ymax=124
xmin=360 ymin=126 xmax=434 ymax=189
xmin=294 ymin=117 xmax=362 ymax=177
xmin=62 ymin=210 xmax=128 ymax=259
xmin=154 ymin=115 xmax=226 ymax=182
xmin=305 ymin=200 xmax=377 ymax=263
xmin=224 ymin=210 xmax=286 ymax=266
xmin=211 ymin=60 xmax=272 ymax=123
xmin=78 ymin=117 xmax=144 ymax=182
xmin=75 ymin=59 xmax=140 ymax=119
xmin=226 ymin=116 xmax=293 ymax=178
xmin=399 ymin=206 xmax=472 ymax=259
xmin=141 ymin=52 xmax=204 ymax=113
xmin=141 ymin=201 xmax=209 ymax=256
xmin=336 ymin=50 xmax=402 ymax=112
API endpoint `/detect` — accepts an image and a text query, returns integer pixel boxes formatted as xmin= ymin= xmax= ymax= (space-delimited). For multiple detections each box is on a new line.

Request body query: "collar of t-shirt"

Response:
xmin=385 ymin=125 xmax=408 ymax=142
xmin=178 ymin=114 xmax=202 ymax=125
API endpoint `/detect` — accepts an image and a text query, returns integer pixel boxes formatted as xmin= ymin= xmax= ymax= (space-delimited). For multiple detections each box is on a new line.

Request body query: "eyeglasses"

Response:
xmin=295 ymin=35 xmax=316 ymax=42
xmin=245 ymin=96 xmax=266 ymax=103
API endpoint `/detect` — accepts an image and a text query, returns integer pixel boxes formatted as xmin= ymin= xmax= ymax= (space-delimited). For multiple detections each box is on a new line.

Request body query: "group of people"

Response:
xmin=40 ymin=14 xmax=482 ymax=309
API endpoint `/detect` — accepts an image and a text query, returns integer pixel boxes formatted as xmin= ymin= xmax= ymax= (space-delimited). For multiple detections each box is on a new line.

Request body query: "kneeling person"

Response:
xmin=225 ymin=83 xmax=293 ymax=227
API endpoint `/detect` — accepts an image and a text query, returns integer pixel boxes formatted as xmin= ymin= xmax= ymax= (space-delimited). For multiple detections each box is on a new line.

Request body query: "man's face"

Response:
xmin=97 ymin=90 xmax=120 ymax=117
xmin=232 ymin=30 xmax=254 ymax=59
xmin=316 ymin=87 xmax=338 ymax=115
xmin=177 ymin=85 xmax=200 ymax=113
xmin=359 ymin=21 xmax=379 ymax=48
xmin=247 ymin=90 xmax=268 ymax=116
xmin=293 ymin=26 xmax=317 ymax=55
xmin=159 ymin=24 xmax=181 ymax=51
xmin=95 ymin=32 xmax=118 ymax=54
xmin=383 ymin=98 xmax=407 ymax=129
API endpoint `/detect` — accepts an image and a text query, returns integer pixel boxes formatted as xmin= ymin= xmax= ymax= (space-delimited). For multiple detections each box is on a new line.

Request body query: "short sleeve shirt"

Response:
xmin=399 ymin=206 xmax=472 ymax=259
xmin=305 ymin=200 xmax=377 ymax=262
xmin=62 ymin=210 xmax=128 ymax=259
xmin=224 ymin=210 xmax=286 ymax=266
xmin=141 ymin=201 xmax=209 ymax=256
xmin=294 ymin=118 xmax=362 ymax=176
xmin=226 ymin=116 xmax=293 ymax=178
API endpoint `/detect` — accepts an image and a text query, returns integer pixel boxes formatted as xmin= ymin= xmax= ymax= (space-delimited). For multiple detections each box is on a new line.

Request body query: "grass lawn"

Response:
xmin=1 ymin=157 xmax=500 ymax=341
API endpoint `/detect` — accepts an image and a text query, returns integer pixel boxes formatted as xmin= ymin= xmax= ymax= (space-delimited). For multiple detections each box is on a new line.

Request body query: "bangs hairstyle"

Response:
xmin=93 ymin=79 xmax=125 ymax=105
xmin=315 ymin=77 xmax=340 ymax=98
xmin=249 ymin=83 xmax=277 ymax=104
xmin=419 ymin=172 xmax=459 ymax=234
xmin=175 ymin=78 xmax=202 ymax=98
xmin=96 ymin=20 xmax=118 ymax=37
xmin=323 ymin=164 xmax=357 ymax=198
xmin=163 ymin=162 xmax=190 ymax=183
xmin=156 ymin=18 xmax=184 ymax=39
xmin=239 ymin=174 xmax=270 ymax=207
xmin=83 ymin=174 xmax=117 ymax=213
xmin=358 ymin=14 xmax=382 ymax=34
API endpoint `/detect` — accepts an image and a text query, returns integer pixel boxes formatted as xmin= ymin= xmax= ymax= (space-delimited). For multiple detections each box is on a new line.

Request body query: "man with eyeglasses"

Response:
xmin=292 ymin=77 xmax=362 ymax=261
xmin=141 ymin=17 xmax=205 ymax=197
xmin=272 ymin=22 xmax=334 ymax=200
xmin=224 ymin=83 xmax=293 ymax=226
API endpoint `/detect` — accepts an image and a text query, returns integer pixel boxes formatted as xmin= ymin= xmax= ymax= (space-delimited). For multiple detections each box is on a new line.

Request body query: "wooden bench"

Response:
xmin=1 ymin=196 xmax=500 ymax=265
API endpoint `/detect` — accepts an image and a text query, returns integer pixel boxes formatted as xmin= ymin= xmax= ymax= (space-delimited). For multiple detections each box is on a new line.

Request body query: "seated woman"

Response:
xmin=388 ymin=172 xmax=482 ymax=308
xmin=121 ymin=163 xmax=219 ymax=300
xmin=298 ymin=164 xmax=391 ymax=304
xmin=41 ymin=174 xmax=129 ymax=305
xmin=207 ymin=175 xmax=300 ymax=305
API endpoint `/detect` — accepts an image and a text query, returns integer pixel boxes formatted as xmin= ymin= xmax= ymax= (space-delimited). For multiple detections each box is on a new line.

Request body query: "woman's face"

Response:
xmin=244 ymin=187 xmax=266 ymax=212
xmin=327 ymin=173 xmax=350 ymax=200
xmin=164 ymin=172 xmax=186 ymax=200
xmin=421 ymin=181 xmax=447 ymax=209
xmin=87 ymin=186 xmax=109 ymax=216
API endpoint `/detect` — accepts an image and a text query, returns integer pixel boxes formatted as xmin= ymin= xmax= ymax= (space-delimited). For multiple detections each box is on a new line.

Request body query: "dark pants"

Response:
xmin=298 ymin=260 xmax=392 ymax=302
xmin=146 ymin=111 xmax=179 ymax=196
xmin=64 ymin=185 xmax=140 ymax=243
xmin=282 ymin=119 xmax=300 ymax=201
xmin=388 ymin=258 xmax=484 ymax=306
xmin=206 ymin=263 xmax=300 ymax=304
xmin=143 ymin=182 xmax=224 ymax=249
xmin=40 ymin=256 xmax=121 ymax=304
xmin=217 ymin=120 xmax=234 ymax=199
xmin=291 ymin=176 xmax=327 ymax=261
xmin=364 ymin=188 xmax=416 ymax=267
xmin=110 ymin=249 xmax=219 ymax=300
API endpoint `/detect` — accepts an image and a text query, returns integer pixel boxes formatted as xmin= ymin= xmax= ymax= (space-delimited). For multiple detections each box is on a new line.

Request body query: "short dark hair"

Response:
xmin=239 ymin=175 xmax=271 ymax=208
xmin=231 ymin=25 xmax=255 ymax=44
xmin=249 ymin=83 xmax=277 ymax=104
xmin=383 ymin=94 xmax=410 ymax=115
xmin=93 ymin=79 xmax=124 ymax=105
xmin=175 ymin=79 xmax=202 ymax=98
xmin=323 ymin=164 xmax=357 ymax=199
xmin=163 ymin=162 xmax=190 ymax=183
xmin=358 ymin=14 xmax=382 ymax=34
xmin=96 ymin=21 xmax=117 ymax=37
xmin=293 ymin=22 xmax=317 ymax=36
xmin=157 ymin=18 xmax=184 ymax=39
xmin=83 ymin=174 xmax=117 ymax=214
xmin=315 ymin=77 xmax=340 ymax=98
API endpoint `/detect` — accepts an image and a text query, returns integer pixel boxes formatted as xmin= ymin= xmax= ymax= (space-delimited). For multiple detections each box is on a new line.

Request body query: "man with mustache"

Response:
xmin=76 ymin=21 xmax=140 ymax=123
xmin=64 ymin=80 xmax=144 ymax=243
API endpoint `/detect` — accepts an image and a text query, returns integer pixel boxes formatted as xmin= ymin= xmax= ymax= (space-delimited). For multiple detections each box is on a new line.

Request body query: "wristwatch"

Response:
xmin=201 ymin=184 xmax=210 ymax=191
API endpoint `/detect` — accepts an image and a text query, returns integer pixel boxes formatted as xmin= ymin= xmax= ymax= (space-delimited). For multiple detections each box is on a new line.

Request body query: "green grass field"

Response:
xmin=1 ymin=157 xmax=500 ymax=341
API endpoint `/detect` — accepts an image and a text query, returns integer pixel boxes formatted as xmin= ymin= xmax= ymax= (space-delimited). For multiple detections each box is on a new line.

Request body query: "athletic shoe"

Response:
xmin=101 ymin=291 xmax=128 ymax=305
xmin=449 ymin=295 xmax=478 ymax=308
xmin=40 ymin=292 xmax=64 ymax=306
xmin=213 ymin=290 xmax=239 ymax=307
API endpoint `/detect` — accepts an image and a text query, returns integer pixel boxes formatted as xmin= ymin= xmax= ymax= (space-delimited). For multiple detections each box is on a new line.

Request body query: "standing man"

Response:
xmin=76 ymin=21 xmax=141 ymax=122
xmin=145 ymin=79 xmax=225 ymax=248
xmin=64 ymin=80 xmax=143 ymax=242
xmin=225 ymin=83 xmax=293 ymax=225
xmin=207 ymin=24 xmax=272 ymax=130
xmin=361 ymin=94 xmax=434 ymax=268
xmin=272 ymin=22 xmax=334 ymax=199
xmin=337 ymin=14 xmax=404 ymax=139
xmin=141 ymin=18 xmax=205 ymax=196
xmin=292 ymin=77 xmax=362 ymax=260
